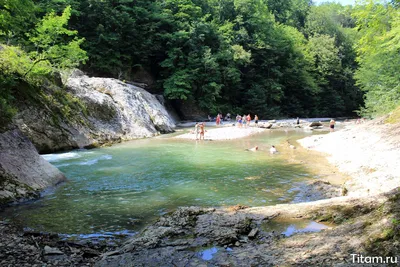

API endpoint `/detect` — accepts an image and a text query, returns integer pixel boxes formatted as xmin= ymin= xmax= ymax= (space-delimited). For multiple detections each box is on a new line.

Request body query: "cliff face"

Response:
xmin=0 ymin=128 xmax=66 ymax=205
xmin=14 ymin=71 xmax=176 ymax=153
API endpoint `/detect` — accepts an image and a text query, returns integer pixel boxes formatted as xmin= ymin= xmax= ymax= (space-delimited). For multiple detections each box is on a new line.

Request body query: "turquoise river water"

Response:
xmin=1 ymin=128 xmax=325 ymax=240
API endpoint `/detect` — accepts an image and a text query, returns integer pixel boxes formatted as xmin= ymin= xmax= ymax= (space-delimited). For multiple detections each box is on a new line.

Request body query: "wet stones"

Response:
xmin=248 ymin=228 xmax=258 ymax=239
xmin=0 ymin=222 xmax=106 ymax=267
xmin=44 ymin=246 xmax=64 ymax=255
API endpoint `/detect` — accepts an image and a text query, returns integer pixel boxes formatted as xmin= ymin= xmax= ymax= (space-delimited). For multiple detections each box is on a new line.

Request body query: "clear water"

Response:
xmin=200 ymin=247 xmax=219 ymax=260
xmin=1 ymin=129 xmax=322 ymax=239
xmin=262 ymin=219 xmax=331 ymax=237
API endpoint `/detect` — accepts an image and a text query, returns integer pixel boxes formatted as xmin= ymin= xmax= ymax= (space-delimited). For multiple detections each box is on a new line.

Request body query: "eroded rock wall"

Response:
xmin=14 ymin=72 xmax=176 ymax=153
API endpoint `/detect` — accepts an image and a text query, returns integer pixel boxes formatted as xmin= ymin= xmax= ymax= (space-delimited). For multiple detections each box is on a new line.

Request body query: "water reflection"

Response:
xmin=200 ymin=247 xmax=218 ymax=261
xmin=262 ymin=219 xmax=331 ymax=237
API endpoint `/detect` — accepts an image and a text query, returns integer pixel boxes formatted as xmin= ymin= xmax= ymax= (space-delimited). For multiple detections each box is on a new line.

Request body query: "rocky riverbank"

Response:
xmin=94 ymin=116 xmax=400 ymax=266
xmin=0 ymin=220 xmax=108 ymax=267
xmin=95 ymin=189 xmax=399 ymax=266
xmin=2 ymin=115 xmax=399 ymax=266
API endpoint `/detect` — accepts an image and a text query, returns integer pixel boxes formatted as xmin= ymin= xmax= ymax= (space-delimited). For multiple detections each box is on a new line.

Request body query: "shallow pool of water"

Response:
xmin=262 ymin=218 xmax=331 ymax=236
xmin=1 ymin=128 xmax=326 ymax=238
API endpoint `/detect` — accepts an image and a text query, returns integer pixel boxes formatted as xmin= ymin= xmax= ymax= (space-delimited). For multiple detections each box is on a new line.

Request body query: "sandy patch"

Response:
xmin=298 ymin=120 xmax=400 ymax=197
xmin=280 ymin=138 xmax=350 ymax=187
xmin=174 ymin=126 xmax=266 ymax=140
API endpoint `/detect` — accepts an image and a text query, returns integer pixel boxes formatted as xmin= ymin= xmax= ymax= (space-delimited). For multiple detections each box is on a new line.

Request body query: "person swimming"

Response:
xmin=246 ymin=146 xmax=258 ymax=152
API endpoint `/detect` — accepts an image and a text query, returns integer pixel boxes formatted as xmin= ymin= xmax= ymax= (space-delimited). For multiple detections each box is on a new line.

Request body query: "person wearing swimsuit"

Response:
xmin=199 ymin=123 xmax=205 ymax=140
xmin=330 ymin=119 xmax=335 ymax=132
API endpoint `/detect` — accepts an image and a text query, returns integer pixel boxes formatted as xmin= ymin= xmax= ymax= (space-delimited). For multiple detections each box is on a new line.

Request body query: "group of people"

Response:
xmin=236 ymin=114 xmax=259 ymax=128
xmin=209 ymin=113 xmax=260 ymax=128
xmin=208 ymin=113 xmax=232 ymax=124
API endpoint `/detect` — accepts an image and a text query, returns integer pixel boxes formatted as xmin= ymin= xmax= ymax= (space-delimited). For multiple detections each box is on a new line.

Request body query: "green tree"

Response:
xmin=353 ymin=1 xmax=400 ymax=116
xmin=0 ymin=4 xmax=87 ymax=127
xmin=27 ymin=5 xmax=87 ymax=76
xmin=304 ymin=3 xmax=362 ymax=116
xmin=0 ymin=0 xmax=36 ymax=45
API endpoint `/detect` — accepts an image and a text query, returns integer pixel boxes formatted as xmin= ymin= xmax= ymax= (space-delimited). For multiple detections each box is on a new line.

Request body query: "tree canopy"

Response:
xmin=1 ymin=0 xmax=399 ymax=125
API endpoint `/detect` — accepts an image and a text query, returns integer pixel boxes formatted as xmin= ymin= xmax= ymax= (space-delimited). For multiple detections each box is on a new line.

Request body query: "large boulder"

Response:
xmin=0 ymin=128 xmax=66 ymax=204
xmin=14 ymin=75 xmax=176 ymax=153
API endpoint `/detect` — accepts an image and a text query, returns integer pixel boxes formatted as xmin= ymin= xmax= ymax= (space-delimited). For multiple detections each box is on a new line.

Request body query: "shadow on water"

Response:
xmin=0 ymin=129 xmax=335 ymax=240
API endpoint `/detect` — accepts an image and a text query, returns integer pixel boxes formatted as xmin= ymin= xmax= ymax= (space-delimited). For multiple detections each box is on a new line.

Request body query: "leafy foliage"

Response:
xmin=0 ymin=4 xmax=87 ymax=127
xmin=2 ymin=0 xmax=399 ymax=123
xmin=353 ymin=1 xmax=400 ymax=116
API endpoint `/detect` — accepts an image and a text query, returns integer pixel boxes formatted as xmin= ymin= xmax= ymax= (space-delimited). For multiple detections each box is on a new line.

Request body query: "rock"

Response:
xmin=235 ymin=241 xmax=240 ymax=247
xmin=14 ymin=75 xmax=176 ymax=153
xmin=81 ymin=247 xmax=101 ymax=257
xmin=309 ymin=122 xmax=323 ymax=127
xmin=68 ymin=68 xmax=85 ymax=78
xmin=0 ymin=129 xmax=66 ymax=205
xmin=260 ymin=123 xmax=273 ymax=129
xmin=100 ymin=250 xmax=121 ymax=259
xmin=44 ymin=246 xmax=64 ymax=255
xmin=239 ymin=236 xmax=248 ymax=243
xmin=248 ymin=228 xmax=258 ymax=238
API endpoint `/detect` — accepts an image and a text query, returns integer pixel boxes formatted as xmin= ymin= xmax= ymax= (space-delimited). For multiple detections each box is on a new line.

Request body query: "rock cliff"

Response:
xmin=14 ymin=71 xmax=176 ymax=153
xmin=0 ymin=128 xmax=66 ymax=205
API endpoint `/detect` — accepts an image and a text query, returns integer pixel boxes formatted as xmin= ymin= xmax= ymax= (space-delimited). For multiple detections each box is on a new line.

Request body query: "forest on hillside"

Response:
xmin=1 ymin=0 xmax=399 ymax=124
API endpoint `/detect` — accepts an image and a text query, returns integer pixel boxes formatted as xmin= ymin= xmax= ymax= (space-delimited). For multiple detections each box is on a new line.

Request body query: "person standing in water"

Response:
xmin=254 ymin=115 xmax=259 ymax=127
xmin=216 ymin=114 xmax=221 ymax=126
xmin=330 ymin=119 xmax=336 ymax=132
xmin=269 ymin=145 xmax=277 ymax=154
xmin=199 ymin=122 xmax=205 ymax=140
xmin=246 ymin=114 xmax=251 ymax=127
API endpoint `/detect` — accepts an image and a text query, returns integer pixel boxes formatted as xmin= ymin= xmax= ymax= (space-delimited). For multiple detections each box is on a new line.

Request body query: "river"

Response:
xmin=1 ymin=127 xmax=333 ymax=241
